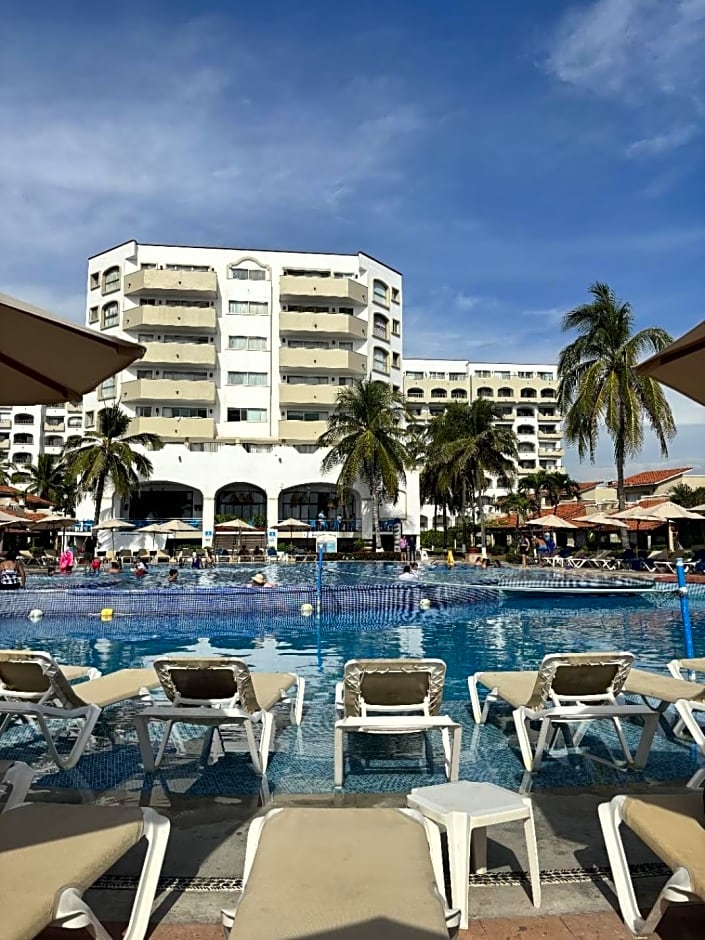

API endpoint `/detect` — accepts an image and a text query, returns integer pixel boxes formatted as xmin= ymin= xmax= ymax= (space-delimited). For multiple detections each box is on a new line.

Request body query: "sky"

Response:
xmin=1 ymin=0 xmax=703 ymax=481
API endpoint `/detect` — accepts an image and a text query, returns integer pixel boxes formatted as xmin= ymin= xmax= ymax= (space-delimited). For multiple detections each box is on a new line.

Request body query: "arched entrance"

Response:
xmin=279 ymin=483 xmax=360 ymax=531
xmin=215 ymin=482 xmax=267 ymax=526
xmin=127 ymin=482 xmax=203 ymax=526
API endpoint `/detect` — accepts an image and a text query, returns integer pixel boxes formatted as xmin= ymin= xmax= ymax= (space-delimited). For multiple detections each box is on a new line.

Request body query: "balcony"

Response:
xmin=121 ymin=379 xmax=216 ymax=404
xmin=123 ymin=269 xmax=217 ymax=295
xmin=279 ymin=384 xmax=341 ymax=406
xmin=279 ymin=347 xmax=367 ymax=373
xmin=0 ymin=439 xmax=9 ymax=451
xmin=129 ymin=416 xmax=215 ymax=440
xmin=43 ymin=422 xmax=65 ymax=433
xmin=0 ymin=419 xmax=10 ymax=430
xmin=279 ymin=276 xmax=367 ymax=305
xmin=278 ymin=419 xmax=328 ymax=442
xmin=142 ymin=342 xmax=216 ymax=367
xmin=65 ymin=402 xmax=83 ymax=413
xmin=279 ymin=312 xmax=367 ymax=340
xmin=123 ymin=305 xmax=217 ymax=332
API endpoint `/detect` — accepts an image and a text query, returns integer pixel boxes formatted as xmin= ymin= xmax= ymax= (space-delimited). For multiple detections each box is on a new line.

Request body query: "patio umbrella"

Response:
xmin=216 ymin=517 xmax=255 ymax=550
xmin=139 ymin=522 xmax=168 ymax=551
xmin=526 ymin=514 xmax=577 ymax=529
xmin=0 ymin=510 xmax=21 ymax=527
xmin=94 ymin=518 xmax=136 ymax=553
xmin=637 ymin=318 xmax=705 ymax=406
xmin=639 ymin=501 xmax=704 ymax=552
xmin=30 ymin=514 xmax=76 ymax=531
xmin=691 ymin=503 xmax=705 ymax=512
xmin=274 ymin=518 xmax=313 ymax=546
xmin=580 ymin=511 xmax=629 ymax=529
xmin=159 ymin=519 xmax=201 ymax=533
xmin=611 ymin=505 xmax=662 ymax=522
xmin=0 ymin=292 xmax=145 ymax=405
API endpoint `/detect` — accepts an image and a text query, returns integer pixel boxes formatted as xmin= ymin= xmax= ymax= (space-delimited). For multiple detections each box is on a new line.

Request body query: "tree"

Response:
xmin=670 ymin=483 xmax=705 ymax=509
xmin=12 ymin=453 xmax=74 ymax=507
xmin=426 ymin=400 xmax=517 ymax=552
xmin=64 ymin=404 xmax=163 ymax=526
xmin=318 ymin=379 xmax=414 ymax=551
xmin=499 ymin=492 xmax=533 ymax=530
xmin=518 ymin=470 xmax=580 ymax=513
xmin=558 ymin=283 xmax=676 ymax=523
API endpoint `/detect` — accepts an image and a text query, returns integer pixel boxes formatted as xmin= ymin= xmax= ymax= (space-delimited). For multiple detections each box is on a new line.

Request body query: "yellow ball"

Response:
xmin=419 ymin=598 xmax=431 ymax=610
xmin=301 ymin=603 xmax=314 ymax=617
xmin=100 ymin=608 xmax=114 ymax=621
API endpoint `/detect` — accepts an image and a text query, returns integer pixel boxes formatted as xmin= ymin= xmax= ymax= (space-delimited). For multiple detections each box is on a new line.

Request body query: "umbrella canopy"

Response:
xmin=94 ymin=519 xmax=136 ymax=531
xmin=526 ymin=514 xmax=577 ymax=529
xmin=138 ymin=523 xmax=168 ymax=533
xmin=217 ymin=518 xmax=255 ymax=531
xmin=0 ymin=510 xmax=20 ymax=528
xmin=159 ymin=519 xmax=201 ymax=533
xmin=637 ymin=318 xmax=705 ymax=406
xmin=644 ymin=501 xmax=704 ymax=521
xmin=0 ymin=292 xmax=145 ymax=405
xmin=30 ymin=514 xmax=76 ymax=531
xmin=581 ymin=511 xmax=629 ymax=529
xmin=691 ymin=503 xmax=705 ymax=513
xmin=611 ymin=505 xmax=662 ymax=521
xmin=273 ymin=518 xmax=312 ymax=530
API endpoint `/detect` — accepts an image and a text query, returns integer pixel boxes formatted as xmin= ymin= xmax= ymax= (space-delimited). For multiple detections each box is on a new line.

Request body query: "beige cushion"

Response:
xmin=60 ymin=664 xmax=94 ymax=682
xmin=625 ymin=669 xmax=705 ymax=704
xmin=250 ymin=673 xmax=296 ymax=711
xmin=0 ymin=803 xmax=144 ymax=940
xmin=623 ymin=793 xmax=705 ymax=899
xmin=679 ymin=658 xmax=705 ymax=673
xmin=230 ymin=809 xmax=448 ymax=939
xmin=477 ymin=670 xmax=538 ymax=708
xmin=74 ymin=668 xmax=159 ymax=708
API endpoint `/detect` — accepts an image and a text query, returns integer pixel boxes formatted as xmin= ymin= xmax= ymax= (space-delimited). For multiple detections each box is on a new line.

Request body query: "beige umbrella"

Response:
xmin=639 ymin=501 xmax=704 ymax=551
xmin=692 ymin=503 xmax=705 ymax=513
xmin=274 ymin=517 xmax=313 ymax=546
xmin=637 ymin=318 xmax=705 ymax=406
xmin=30 ymin=514 xmax=76 ymax=531
xmin=0 ymin=509 xmax=20 ymax=528
xmin=216 ymin=517 xmax=255 ymax=550
xmin=159 ymin=519 xmax=201 ymax=533
xmin=94 ymin=518 xmax=136 ymax=553
xmin=611 ymin=505 xmax=662 ymax=521
xmin=581 ymin=511 xmax=629 ymax=529
xmin=0 ymin=292 xmax=145 ymax=405
xmin=139 ymin=522 xmax=168 ymax=551
xmin=526 ymin=514 xmax=577 ymax=529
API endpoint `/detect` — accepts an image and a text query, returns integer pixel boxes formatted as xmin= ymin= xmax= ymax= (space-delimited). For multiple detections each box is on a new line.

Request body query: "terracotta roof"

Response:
xmin=622 ymin=467 xmax=693 ymax=487
xmin=577 ymin=481 xmax=602 ymax=492
xmin=0 ymin=486 xmax=52 ymax=507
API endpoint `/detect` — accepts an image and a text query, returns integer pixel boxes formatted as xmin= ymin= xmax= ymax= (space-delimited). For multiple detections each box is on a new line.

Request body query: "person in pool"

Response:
xmin=167 ymin=568 xmax=179 ymax=584
xmin=250 ymin=571 xmax=276 ymax=588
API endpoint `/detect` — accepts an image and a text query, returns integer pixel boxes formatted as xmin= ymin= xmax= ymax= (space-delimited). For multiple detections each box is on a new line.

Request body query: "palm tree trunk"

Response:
xmin=370 ymin=476 xmax=382 ymax=552
xmin=616 ymin=411 xmax=629 ymax=549
xmin=93 ymin=473 xmax=107 ymax=527
xmin=477 ymin=473 xmax=487 ymax=555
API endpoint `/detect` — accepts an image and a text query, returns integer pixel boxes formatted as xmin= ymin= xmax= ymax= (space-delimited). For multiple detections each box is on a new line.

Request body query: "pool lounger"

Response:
xmin=599 ymin=791 xmax=705 ymax=937
xmin=134 ymin=657 xmax=305 ymax=775
xmin=469 ymin=652 xmax=660 ymax=772
xmin=0 ymin=759 xmax=33 ymax=812
xmin=0 ymin=649 xmax=158 ymax=770
xmin=334 ymin=658 xmax=461 ymax=788
xmin=0 ymin=802 xmax=170 ymax=940
xmin=222 ymin=807 xmax=458 ymax=939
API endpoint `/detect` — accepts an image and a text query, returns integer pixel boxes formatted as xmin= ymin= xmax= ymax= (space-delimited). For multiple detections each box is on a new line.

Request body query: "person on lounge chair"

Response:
xmin=0 ymin=552 xmax=25 ymax=590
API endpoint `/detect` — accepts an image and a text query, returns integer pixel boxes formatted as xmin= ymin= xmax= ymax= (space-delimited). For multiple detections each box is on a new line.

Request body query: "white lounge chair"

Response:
xmin=134 ymin=656 xmax=304 ymax=775
xmin=222 ymin=807 xmax=458 ymax=938
xmin=0 ymin=649 xmax=158 ymax=770
xmin=334 ymin=658 xmax=461 ymax=788
xmin=0 ymin=759 xmax=33 ymax=812
xmin=469 ymin=652 xmax=660 ymax=772
xmin=0 ymin=801 xmax=169 ymax=940
xmin=599 ymin=791 xmax=705 ymax=937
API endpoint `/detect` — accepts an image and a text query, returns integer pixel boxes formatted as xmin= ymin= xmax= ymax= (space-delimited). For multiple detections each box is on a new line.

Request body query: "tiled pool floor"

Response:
xmin=1 ymin=697 xmax=701 ymax=796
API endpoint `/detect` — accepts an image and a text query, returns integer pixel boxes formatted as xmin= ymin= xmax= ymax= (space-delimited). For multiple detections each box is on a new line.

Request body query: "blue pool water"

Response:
xmin=1 ymin=563 xmax=703 ymax=795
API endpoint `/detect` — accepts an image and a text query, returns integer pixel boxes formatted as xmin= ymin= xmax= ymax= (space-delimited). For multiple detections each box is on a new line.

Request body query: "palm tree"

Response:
xmin=426 ymin=400 xmax=517 ymax=552
xmin=558 ymin=282 xmax=676 ymax=517
xmin=12 ymin=454 xmax=68 ymax=502
xmin=670 ymin=483 xmax=705 ymax=509
xmin=64 ymin=404 xmax=163 ymax=526
xmin=499 ymin=492 xmax=533 ymax=530
xmin=318 ymin=379 xmax=414 ymax=551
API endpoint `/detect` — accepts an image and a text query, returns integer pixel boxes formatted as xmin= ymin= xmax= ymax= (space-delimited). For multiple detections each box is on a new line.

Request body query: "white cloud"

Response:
xmin=546 ymin=0 xmax=705 ymax=102
xmin=626 ymin=124 xmax=699 ymax=157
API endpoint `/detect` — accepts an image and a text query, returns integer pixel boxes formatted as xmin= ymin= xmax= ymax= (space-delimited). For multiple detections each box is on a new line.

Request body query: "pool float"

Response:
xmin=59 ymin=549 xmax=74 ymax=572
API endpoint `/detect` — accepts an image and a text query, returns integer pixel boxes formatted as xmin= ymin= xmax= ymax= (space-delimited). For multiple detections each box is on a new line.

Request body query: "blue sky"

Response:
xmin=1 ymin=0 xmax=704 ymax=478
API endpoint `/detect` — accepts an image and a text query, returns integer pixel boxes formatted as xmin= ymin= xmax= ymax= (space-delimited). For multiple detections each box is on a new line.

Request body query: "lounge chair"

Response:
xmin=599 ymin=791 xmax=705 ymax=937
xmin=0 ymin=801 xmax=169 ymax=940
xmin=334 ymin=658 xmax=461 ymax=788
xmin=222 ymin=807 xmax=458 ymax=938
xmin=133 ymin=657 xmax=305 ymax=775
xmin=0 ymin=649 xmax=158 ymax=769
xmin=0 ymin=759 xmax=33 ymax=811
xmin=468 ymin=652 xmax=660 ymax=772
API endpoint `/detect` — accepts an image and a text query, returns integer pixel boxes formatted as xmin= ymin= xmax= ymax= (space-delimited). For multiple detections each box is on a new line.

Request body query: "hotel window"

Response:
xmin=286 ymin=410 xmax=326 ymax=421
xmin=226 ymin=408 xmax=267 ymax=422
xmin=430 ymin=388 xmax=447 ymax=399
xmin=135 ymin=406 xmax=153 ymax=417
xmin=449 ymin=372 xmax=465 ymax=381
xmin=14 ymin=413 xmax=34 ymax=425
xmin=140 ymin=263 xmax=157 ymax=269
xmin=228 ymin=300 xmax=269 ymax=315
xmin=497 ymin=387 xmax=513 ymax=398
xmin=165 ymin=264 xmax=210 ymax=272
xmin=475 ymin=370 xmax=491 ymax=378
xmin=89 ymin=306 xmax=99 ymax=323
xmin=286 ymin=375 xmax=329 ymax=385
xmin=520 ymin=388 xmax=537 ymax=399
xmin=13 ymin=452 xmax=32 ymax=464
xmin=136 ymin=369 xmax=154 ymax=379
xmin=539 ymin=372 xmax=554 ymax=381
xmin=101 ymin=302 xmax=119 ymax=329
xmin=164 ymin=298 xmax=211 ymax=308
xmin=137 ymin=333 xmax=154 ymax=343
xmin=294 ymin=444 xmax=317 ymax=454
xmin=392 ymin=352 xmax=400 ymax=369
xmin=227 ymin=372 xmax=268 ymax=386
xmin=405 ymin=371 xmax=423 ymax=380
xmin=162 ymin=370 xmax=209 ymax=382
xmin=45 ymin=435 xmax=63 ymax=448
xmin=85 ymin=411 xmax=95 ymax=428
xmin=338 ymin=376 xmax=355 ymax=386
xmin=339 ymin=306 xmax=354 ymax=315
xmin=13 ymin=433 xmax=33 ymax=445
xmin=67 ymin=416 xmax=82 ymax=428
xmin=373 ymin=313 xmax=389 ymax=340
xmin=392 ymin=319 xmax=401 ymax=336
xmin=102 ymin=267 xmax=120 ymax=294
xmin=451 ymin=388 xmax=467 ymax=399
xmin=372 ymin=279 xmax=389 ymax=306
xmin=228 ymin=336 xmax=268 ymax=351
xmin=373 ymin=347 xmax=389 ymax=374
xmin=540 ymin=388 xmax=556 ymax=398
xmin=228 ymin=266 xmax=267 ymax=280
xmin=391 ymin=287 xmax=400 ymax=304
xmin=338 ymin=341 xmax=353 ymax=351
xmin=89 ymin=271 xmax=100 ymax=290
xmin=288 ymin=340 xmax=330 ymax=350
xmin=476 ymin=387 xmax=493 ymax=398
xmin=162 ymin=406 xmax=208 ymax=418
xmin=429 ymin=371 xmax=446 ymax=379
xmin=407 ymin=388 xmax=424 ymax=399
xmin=99 ymin=377 xmax=116 ymax=399
xmin=66 ymin=435 xmax=82 ymax=447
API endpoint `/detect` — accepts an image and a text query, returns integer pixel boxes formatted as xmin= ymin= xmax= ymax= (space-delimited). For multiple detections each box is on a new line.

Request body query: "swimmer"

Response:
xmin=167 ymin=567 xmax=179 ymax=584
xmin=250 ymin=571 xmax=276 ymax=588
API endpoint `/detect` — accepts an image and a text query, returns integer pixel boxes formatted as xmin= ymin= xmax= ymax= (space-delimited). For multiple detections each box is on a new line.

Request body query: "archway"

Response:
xmin=215 ymin=482 xmax=267 ymax=526
xmin=126 ymin=481 xmax=204 ymax=525
xmin=279 ymin=483 xmax=360 ymax=531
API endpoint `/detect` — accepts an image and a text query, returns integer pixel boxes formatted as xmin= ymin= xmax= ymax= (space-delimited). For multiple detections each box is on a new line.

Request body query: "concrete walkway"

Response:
xmin=30 ymin=781 xmax=705 ymax=938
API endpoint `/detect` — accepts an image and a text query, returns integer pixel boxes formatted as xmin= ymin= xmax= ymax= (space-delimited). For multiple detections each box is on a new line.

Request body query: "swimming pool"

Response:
xmin=1 ymin=563 xmax=703 ymax=796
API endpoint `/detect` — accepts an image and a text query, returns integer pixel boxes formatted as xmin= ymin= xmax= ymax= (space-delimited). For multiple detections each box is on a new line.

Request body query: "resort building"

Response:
xmin=0 ymin=403 xmax=84 ymax=471
xmin=80 ymin=240 xmax=416 ymax=546
xmin=403 ymin=358 xmax=564 ymax=529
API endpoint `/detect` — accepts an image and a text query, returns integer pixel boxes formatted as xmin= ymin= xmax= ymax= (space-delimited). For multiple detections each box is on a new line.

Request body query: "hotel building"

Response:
xmin=0 ymin=403 xmax=84 ymax=470
xmin=80 ymin=240 xmax=416 ymax=545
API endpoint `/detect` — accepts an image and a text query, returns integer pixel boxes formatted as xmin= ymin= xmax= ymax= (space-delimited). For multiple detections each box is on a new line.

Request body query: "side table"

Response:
xmin=407 ymin=780 xmax=541 ymax=929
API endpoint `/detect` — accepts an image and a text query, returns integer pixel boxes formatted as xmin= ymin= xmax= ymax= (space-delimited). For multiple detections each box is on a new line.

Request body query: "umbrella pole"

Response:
xmin=676 ymin=559 xmax=694 ymax=658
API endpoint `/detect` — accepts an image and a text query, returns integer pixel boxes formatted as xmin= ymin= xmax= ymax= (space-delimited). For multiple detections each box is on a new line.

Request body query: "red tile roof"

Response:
xmin=622 ymin=467 xmax=693 ymax=487
xmin=577 ymin=481 xmax=602 ymax=492
xmin=0 ymin=486 xmax=52 ymax=507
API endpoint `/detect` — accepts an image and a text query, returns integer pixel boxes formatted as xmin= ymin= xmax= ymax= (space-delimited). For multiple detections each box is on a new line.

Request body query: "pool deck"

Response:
xmin=30 ymin=782 xmax=705 ymax=939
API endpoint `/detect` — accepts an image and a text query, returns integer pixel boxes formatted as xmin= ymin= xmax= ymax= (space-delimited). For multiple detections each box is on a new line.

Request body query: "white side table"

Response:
xmin=407 ymin=780 xmax=541 ymax=929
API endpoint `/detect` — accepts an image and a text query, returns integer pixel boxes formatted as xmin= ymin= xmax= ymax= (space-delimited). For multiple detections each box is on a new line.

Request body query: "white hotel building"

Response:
xmin=80 ymin=240 xmax=416 ymax=545
xmin=403 ymin=358 xmax=564 ymax=529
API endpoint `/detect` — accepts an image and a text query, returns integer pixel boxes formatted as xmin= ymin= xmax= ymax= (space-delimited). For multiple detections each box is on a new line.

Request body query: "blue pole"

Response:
xmin=316 ymin=545 xmax=324 ymax=619
xmin=675 ymin=557 xmax=694 ymax=658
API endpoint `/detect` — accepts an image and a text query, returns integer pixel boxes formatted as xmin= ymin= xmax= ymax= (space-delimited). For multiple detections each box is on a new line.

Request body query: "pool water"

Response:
xmin=2 ymin=563 xmax=703 ymax=796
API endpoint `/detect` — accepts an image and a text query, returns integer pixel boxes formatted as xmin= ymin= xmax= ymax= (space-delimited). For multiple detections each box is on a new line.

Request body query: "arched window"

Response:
xmin=102 ymin=266 xmax=120 ymax=294
xmin=373 ymin=313 xmax=389 ymax=340
xmin=67 ymin=416 xmax=83 ymax=428
xmin=13 ymin=452 xmax=32 ymax=465
xmin=540 ymin=388 xmax=556 ymax=398
xmin=497 ymin=387 xmax=513 ymax=398
xmin=12 ymin=433 xmax=33 ymax=445
xmin=517 ymin=407 xmax=534 ymax=417
xmin=373 ymin=347 xmax=389 ymax=373
xmin=228 ymin=264 xmax=267 ymax=281
xmin=516 ymin=425 xmax=534 ymax=435
xmin=372 ymin=279 xmax=389 ymax=306
xmin=451 ymin=388 xmax=467 ymax=399
xmin=102 ymin=302 xmax=119 ymax=329
xmin=518 ymin=442 xmax=535 ymax=453
xmin=45 ymin=435 xmax=63 ymax=448
xmin=430 ymin=388 xmax=447 ymax=399
xmin=407 ymin=387 xmax=424 ymax=399
xmin=476 ymin=387 xmax=493 ymax=398
xmin=14 ymin=413 xmax=34 ymax=425
xmin=520 ymin=387 xmax=537 ymax=399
